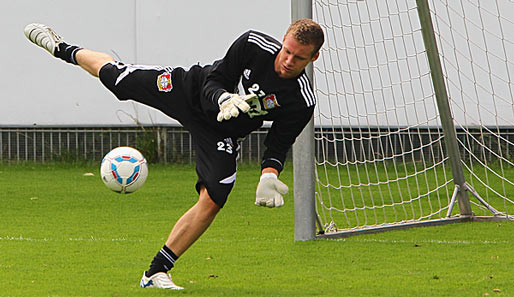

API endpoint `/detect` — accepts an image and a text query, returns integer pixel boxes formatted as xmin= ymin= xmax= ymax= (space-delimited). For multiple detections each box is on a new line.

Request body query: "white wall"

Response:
xmin=2 ymin=0 xmax=290 ymax=126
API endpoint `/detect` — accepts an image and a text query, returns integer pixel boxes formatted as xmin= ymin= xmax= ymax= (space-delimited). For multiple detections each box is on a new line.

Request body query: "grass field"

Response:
xmin=1 ymin=163 xmax=513 ymax=296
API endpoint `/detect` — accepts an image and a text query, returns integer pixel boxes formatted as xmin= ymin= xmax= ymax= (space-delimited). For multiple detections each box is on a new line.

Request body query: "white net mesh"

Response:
xmin=312 ymin=0 xmax=514 ymax=234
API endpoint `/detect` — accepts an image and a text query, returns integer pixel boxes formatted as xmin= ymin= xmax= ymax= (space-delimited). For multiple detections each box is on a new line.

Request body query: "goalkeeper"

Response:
xmin=24 ymin=19 xmax=324 ymax=290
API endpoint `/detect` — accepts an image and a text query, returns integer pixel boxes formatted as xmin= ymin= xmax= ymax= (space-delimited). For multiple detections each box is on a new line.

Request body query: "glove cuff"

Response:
xmin=260 ymin=172 xmax=278 ymax=181
xmin=218 ymin=92 xmax=232 ymax=106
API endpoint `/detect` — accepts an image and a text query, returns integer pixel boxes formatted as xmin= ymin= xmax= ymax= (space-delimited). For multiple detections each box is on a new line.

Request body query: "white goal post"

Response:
xmin=292 ymin=0 xmax=514 ymax=240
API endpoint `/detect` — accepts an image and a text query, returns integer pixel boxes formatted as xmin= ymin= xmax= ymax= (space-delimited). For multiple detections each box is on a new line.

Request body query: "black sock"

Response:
xmin=54 ymin=42 xmax=82 ymax=65
xmin=145 ymin=245 xmax=179 ymax=277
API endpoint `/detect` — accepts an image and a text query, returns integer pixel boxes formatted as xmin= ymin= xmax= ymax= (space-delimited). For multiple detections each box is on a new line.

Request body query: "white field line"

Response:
xmin=330 ymin=238 xmax=510 ymax=245
xmin=0 ymin=235 xmax=144 ymax=243
xmin=1 ymin=235 xmax=509 ymax=245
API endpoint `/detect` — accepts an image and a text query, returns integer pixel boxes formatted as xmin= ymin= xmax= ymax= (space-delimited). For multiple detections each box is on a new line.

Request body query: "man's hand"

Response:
xmin=255 ymin=173 xmax=289 ymax=208
xmin=216 ymin=92 xmax=255 ymax=122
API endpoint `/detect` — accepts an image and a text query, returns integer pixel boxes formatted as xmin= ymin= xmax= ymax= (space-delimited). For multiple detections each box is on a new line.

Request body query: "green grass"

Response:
xmin=1 ymin=163 xmax=513 ymax=296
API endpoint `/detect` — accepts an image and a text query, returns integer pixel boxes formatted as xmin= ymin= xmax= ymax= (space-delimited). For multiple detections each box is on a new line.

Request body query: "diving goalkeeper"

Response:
xmin=24 ymin=19 xmax=324 ymax=290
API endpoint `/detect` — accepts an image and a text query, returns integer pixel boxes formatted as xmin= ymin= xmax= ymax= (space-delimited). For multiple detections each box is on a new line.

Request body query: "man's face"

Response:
xmin=274 ymin=33 xmax=319 ymax=79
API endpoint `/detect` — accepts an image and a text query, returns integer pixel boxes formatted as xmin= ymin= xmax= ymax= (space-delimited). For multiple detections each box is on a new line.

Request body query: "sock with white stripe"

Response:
xmin=145 ymin=245 xmax=179 ymax=277
xmin=54 ymin=42 xmax=82 ymax=65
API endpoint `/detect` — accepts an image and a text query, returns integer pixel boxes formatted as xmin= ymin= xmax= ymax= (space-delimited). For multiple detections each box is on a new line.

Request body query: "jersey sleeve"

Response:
xmin=202 ymin=31 xmax=250 ymax=107
xmin=261 ymin=106 xmax=314 ymax=174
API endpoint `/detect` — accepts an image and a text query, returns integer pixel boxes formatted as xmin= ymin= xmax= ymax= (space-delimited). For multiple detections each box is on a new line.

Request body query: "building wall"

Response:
xmin=2 ymin=0 xmax=290 ymax=126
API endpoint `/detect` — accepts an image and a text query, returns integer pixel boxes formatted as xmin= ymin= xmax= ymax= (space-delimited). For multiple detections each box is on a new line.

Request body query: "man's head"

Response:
xmin=274 ymin=18 xmax=324 ymax=79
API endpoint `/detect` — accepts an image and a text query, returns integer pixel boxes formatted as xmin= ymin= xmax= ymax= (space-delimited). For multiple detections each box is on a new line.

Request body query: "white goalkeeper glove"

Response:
xmin=216 ymin=92 xmax=255 ymax=122
xmin=255 ymin=173 xmax=289 ymax=208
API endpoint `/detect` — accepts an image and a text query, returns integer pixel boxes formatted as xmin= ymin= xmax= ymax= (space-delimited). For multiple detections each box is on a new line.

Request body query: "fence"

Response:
xmin=1 ymin=126 xmax=511 ymax=165
xmin=315 ymin=126 xmax=514 ymax=166
xmin=0 ymin=126 xmax=268 ymax=164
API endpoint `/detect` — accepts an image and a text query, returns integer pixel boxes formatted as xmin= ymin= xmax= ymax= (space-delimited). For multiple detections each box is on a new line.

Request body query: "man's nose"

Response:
xmin=285 ymin=55 xmax=294 ymax=65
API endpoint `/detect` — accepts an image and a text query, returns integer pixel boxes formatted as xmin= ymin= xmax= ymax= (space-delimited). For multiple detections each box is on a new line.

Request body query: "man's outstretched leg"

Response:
xmin=140 ymin=187 xmax=221 ymax=290
xmin=25 ymin=23 xmax=223 ymax=290
xmin=24 ymin=23 xmax=113 ymax=77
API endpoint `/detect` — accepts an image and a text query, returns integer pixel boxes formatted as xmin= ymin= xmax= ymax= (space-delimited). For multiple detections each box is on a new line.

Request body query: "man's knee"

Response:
xmin=198 ymin=187 xmax=221 ymax=215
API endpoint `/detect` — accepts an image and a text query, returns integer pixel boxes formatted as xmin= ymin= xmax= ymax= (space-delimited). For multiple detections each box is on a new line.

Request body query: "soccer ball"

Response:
xmin=100 ymin=146 xmax=148 ymax=193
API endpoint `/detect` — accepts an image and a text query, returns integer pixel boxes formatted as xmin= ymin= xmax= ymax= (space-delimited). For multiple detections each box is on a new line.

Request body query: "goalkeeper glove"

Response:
xmin=216 ymin=92 xmax=255 ymax=122
xmin=255 ymin=173 xmax=289 ymax=208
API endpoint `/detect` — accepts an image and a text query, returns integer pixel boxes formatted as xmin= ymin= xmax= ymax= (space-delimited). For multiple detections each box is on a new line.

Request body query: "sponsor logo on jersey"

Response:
xmin=243 ymin=69 xmax=252 ymax=80
xmin=157 ymin=72 xmax=173 ymax=92
xmin=224 ymin=138 xmax=234 ymax=147
xmin=263 ymin=94 xmax=280 ymax=110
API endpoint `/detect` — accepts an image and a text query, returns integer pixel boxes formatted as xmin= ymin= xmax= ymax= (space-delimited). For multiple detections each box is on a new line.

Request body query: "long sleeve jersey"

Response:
xmin=188 ymin=30 xmax=316 ymax=173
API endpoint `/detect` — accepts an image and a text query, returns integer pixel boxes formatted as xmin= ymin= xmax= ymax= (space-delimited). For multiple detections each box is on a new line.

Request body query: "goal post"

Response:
xmin=292 ymin=0 xmax=317 ymax=241
xmin=293 ymin=0 xmax=514 ymax=240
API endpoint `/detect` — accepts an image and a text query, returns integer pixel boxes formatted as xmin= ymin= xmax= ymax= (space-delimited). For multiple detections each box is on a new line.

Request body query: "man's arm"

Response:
xmin=202 ymin=31 xmax=250 ymax=108
xmin=261 ymin=106 xmax=314 ymax=174
xmin=261 ymin=167 xmax=279 ymax=176
xmin=255 ymin=107 xmax=314 ymax=208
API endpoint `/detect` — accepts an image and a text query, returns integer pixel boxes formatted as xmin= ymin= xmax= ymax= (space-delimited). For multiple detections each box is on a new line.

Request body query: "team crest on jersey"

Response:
xmin=263 ymin=94 xmax=280 ymax=110
xmin=157 ymin=72 xmax=173 ymax=92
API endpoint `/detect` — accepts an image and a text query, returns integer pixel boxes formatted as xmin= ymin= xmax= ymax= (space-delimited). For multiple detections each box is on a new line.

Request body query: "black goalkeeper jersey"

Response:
xmin=185 ymin=30 xmax=316 ymax=173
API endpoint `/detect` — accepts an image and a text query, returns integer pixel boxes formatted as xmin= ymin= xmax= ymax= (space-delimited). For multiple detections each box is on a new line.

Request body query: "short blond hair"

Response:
xmin=286 ymin=18 xmax=324 ymax=56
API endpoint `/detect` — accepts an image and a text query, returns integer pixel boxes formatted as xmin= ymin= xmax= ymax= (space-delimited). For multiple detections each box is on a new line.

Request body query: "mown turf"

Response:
xmin=0 ymin=163 xmax=513 ymax=296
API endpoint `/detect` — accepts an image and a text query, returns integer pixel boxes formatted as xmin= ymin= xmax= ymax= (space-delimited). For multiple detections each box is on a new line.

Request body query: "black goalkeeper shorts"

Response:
xmin=99 ymin=61 xmax=238 ymax=207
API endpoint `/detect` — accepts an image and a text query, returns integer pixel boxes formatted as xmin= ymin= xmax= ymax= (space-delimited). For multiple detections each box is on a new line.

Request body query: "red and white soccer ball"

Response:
xmin=100 ymin=146 xmax=148 ymax=193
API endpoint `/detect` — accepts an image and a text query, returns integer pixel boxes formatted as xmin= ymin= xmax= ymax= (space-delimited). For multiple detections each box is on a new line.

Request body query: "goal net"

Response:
xmin=311 ymin=0 xmax=514 ymax=236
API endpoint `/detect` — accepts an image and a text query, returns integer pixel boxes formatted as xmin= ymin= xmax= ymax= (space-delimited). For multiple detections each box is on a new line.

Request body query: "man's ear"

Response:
xmin=311 ymin=51 xmax=320 ymax=62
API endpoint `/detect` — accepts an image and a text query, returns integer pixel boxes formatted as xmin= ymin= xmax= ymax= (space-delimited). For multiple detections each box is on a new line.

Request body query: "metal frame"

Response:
xmin=292 ymin=0 xmax=509 ymax=241
xmin=292 ymin=0 xmax=317 ymax=241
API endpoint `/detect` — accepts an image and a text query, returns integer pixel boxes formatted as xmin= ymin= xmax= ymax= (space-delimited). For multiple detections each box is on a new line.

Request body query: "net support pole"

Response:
xmin=292 ymin=0 xmax=316 ymax=241
xmin=416 ymin=0 xmax=472 ymax=216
